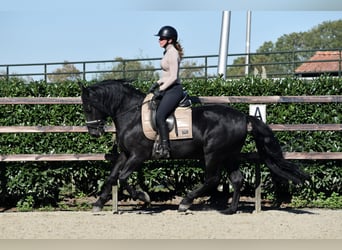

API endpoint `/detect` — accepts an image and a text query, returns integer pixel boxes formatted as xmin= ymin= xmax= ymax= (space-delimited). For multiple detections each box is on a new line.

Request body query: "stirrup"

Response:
xmin=154 ymin=143 xmax=170 ymax=159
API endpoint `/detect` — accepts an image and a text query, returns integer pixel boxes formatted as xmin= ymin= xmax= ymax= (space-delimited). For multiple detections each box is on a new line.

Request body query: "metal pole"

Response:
xmin=245 ymin=10 xmax=252 ymax=76
xmin=44 ymin=64 xmax=47 ymax=82
xmin=218 ymin=11 xmax=231 ymax=79
xmin=83 ymin=62 xmax=86 ymax=81
xmin=6 ymin=66 xmax=9 ymax=82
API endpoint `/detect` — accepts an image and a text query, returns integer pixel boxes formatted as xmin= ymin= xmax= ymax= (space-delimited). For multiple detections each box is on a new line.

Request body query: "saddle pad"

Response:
xmin=141 ymin=94 xmax=193 ymax=141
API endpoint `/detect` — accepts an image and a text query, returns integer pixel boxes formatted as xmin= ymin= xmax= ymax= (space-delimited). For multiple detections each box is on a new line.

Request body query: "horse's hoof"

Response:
xmin=220 ymin=208 xmax=236 ymax=215
xmin=138 ymin=191 xmax=151 ymax=204
xmin=92 ymin=206 xmax=103 ymax=213
xmin=178 ymin=203 xmax=191 ymax=212
xmin=178 ymin=199 xmax=192 ymax=212
xmin=178 ymin=197 xmax=193 ymax=212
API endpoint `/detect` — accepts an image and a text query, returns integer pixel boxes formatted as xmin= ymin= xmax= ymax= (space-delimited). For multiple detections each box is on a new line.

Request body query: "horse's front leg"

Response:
xmin=120 ymin=181 xmax=151 ymax=205
xmin=93 ymin=152 xmax=127 ymax=212
xmin=118 ymin=159 xmax=151 ymax=205
xmin=117 ymin=154 xmax=151 ymax=205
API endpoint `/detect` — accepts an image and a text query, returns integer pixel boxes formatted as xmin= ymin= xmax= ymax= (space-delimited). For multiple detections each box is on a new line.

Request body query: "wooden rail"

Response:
xmin=0 ymin=126 xmax=115 ymax=133
xmin=0 ymin=154 xmax=109 ymax=162
xmin=1 ymin=152 xmax=341 ymax=162
xmin=0 ymin=124 xmax=340 ymax=133
xmin=1 ymin=95 xmax=342 ymax=104
xmin=196 ymin=95 xmax=342 ymax=104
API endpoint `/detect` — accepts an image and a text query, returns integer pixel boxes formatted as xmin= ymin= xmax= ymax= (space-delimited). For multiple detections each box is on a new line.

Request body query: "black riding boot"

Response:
xmin=156 ymin=124 xmax=170 ymax=158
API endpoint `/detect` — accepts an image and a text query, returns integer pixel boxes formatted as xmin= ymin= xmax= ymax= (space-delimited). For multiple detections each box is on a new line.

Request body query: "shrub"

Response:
xmin=0 ymin=76 xmax=341 ymax=208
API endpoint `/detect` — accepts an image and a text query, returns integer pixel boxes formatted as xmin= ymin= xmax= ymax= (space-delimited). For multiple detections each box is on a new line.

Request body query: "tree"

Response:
xmin=180 ymin=60 xmax=205 ymax=79
xmin=97 ymin=57 xmax=158 ymax=81
xmin=96 ymin=56 xmax=206 ymax=81
xmin=227 ymin=19 xmax=342 ymax=77
xmin=48 ymin=61 xmax=81 ymax=82
xmin=227 ymin=57 xmax=245 ymax=77
xmin=301 ymin=20 xmax=342 ymax=50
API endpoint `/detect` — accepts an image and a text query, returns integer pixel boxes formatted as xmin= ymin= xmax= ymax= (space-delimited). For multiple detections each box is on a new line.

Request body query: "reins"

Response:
xmin=85 ymin=96 xmax=151 ymax=132
xmin=113 ymin=99 xmax=151 ymax=119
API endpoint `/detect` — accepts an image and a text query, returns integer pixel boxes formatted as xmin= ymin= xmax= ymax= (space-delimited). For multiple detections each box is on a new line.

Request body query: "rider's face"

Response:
xmin=159 ymin=37 xmax=171 ymax=48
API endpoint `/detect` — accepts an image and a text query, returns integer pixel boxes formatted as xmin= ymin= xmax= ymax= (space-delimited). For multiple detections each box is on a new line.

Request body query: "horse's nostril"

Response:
xmin=90 ymin=132 xmax=101 ymax=138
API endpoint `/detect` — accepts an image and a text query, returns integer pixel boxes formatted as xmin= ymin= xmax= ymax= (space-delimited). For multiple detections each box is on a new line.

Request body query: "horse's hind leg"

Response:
xmin=178 ymin=154 xmax=221 ymax=212
xmin=221 ymin=165 xmax=243 ymax=215
xmin=271 ymin=173 xmax=291 ymax=207
xmin=178 ymin=175 xmax=220 ymax=212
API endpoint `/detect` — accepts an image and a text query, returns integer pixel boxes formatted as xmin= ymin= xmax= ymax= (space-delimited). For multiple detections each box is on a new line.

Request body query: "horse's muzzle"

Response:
xmin=88 ymin=128 xmax=104 ymax=138
xmin=86 ymin=120 xmax=105 ymax=137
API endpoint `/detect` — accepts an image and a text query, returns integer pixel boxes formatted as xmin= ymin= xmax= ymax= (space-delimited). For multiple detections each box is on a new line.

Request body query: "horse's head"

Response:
xmin=79 ymin=83 xmax=107 ymax=137
xmin=79 ymin=79 xmax=145 ymax=137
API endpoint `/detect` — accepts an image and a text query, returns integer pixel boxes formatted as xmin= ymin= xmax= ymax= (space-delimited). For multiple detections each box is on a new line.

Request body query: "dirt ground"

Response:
xmin=0 ymin=199 xmax=341 ymax=239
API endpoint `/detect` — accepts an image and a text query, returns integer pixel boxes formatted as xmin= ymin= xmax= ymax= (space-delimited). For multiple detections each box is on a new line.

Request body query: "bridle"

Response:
xmin=85 ymin=119 xmax=105 ymax=133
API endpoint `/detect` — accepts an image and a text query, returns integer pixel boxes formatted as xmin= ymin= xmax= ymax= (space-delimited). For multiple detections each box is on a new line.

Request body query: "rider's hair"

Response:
xmin=174 ymin=41 xmax=184 ymax=59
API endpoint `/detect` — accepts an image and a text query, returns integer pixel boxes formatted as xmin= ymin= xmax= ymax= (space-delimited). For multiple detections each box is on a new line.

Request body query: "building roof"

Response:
xmin=295 ymin=51 xmax=341 ymax=76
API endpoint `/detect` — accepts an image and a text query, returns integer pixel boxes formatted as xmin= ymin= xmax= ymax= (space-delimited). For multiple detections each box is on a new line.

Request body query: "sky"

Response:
xmin=0 ymin=0 xmax=341 ymax=78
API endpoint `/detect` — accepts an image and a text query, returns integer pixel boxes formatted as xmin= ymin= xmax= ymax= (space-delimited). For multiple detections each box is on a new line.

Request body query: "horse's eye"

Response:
xmin=85 ymin=105 xmax=92 ymax=113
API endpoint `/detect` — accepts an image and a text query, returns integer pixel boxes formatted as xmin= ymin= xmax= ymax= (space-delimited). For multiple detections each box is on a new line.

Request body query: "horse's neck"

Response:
xmin=112 ymin=96 xmax=143 ymax=130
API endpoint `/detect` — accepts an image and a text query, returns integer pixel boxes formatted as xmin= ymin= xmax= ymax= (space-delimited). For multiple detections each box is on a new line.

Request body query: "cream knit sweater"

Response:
xmin=157 ymin=44 xmax=181 ymax=91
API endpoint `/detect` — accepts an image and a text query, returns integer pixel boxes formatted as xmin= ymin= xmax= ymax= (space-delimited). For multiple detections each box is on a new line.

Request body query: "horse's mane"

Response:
xmin=91 ymin=79 xmax=143 ymax=95
xmin=86 ymin=79 xmax=145 ymax=114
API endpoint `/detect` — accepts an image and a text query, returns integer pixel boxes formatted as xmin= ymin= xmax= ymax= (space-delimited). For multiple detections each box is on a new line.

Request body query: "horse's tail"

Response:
xmin=247 ymin=115 xmax=309 ymax=184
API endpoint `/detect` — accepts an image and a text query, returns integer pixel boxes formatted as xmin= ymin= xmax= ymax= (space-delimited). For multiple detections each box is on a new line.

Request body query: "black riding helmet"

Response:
xmin=155 ymin=26 xmax=178 ymax=41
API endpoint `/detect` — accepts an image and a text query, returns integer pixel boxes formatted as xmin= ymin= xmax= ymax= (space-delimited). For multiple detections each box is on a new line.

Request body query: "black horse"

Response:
xmin=80 ymin=79 xmax=309 ymax=214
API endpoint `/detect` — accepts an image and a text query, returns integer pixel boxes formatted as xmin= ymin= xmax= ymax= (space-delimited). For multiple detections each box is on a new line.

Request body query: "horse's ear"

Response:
xmin=78 ymin=82 xmax=88 ymax=95
xmin=78 ymin=81 xmax=84 ymax=90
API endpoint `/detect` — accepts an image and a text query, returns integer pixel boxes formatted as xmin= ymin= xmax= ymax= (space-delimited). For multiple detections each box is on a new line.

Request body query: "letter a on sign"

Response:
xmin=249 ymin=104 xmax=266 ymax=122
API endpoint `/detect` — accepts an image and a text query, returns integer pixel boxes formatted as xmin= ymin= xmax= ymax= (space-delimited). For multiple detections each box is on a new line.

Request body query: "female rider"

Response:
xmin=149 ymin=26 xmax=184 ymax=158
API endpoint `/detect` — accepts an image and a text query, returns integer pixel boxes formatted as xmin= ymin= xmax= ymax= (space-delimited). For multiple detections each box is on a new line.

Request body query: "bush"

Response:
xmin=0 ymin=76 xmax=341 ymax=208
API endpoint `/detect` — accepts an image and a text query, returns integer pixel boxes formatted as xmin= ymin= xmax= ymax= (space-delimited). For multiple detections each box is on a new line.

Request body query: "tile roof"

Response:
xmin=295 ymin=51 xmax=341 ymax=75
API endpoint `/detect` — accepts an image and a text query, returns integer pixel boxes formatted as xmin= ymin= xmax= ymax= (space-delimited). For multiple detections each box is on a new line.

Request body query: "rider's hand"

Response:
xmin=148 ymin=82 xmax=159 ymax=93
xmin=153 ymin=89 xmax=164 ymax=100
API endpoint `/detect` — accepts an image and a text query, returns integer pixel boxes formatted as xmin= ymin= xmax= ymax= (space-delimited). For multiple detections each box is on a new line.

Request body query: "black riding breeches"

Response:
xmin=156 ymin=84 xmax=183 ymax=131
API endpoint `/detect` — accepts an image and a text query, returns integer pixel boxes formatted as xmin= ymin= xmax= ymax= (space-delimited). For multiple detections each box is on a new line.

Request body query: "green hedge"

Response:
xmin=0 ymin=76 xmax=341 ymax=208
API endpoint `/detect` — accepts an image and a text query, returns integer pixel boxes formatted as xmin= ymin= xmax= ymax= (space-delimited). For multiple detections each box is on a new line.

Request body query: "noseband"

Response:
xmin=85 ymin=119 xmax=105 ymax=131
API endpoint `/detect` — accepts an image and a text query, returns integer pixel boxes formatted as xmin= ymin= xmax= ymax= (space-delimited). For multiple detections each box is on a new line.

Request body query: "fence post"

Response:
xmin=83 ymin=62 xmax=86 ymax=81
xmin=339 ymin=49 xmax=341 ymax=78
xmin=6 ymin=66 xmax=9 ymax=82
xmin=112 ymin=180 xmax=119 ymax=214
xmin=204 ymin=56 xmax=208 ymax=79
xmin=123 ymin=61 xmax=126 ymax=79
xmin=44 ymin=64 xmax=47 ymax=82
xmin=254 ymin=164 xmax=261 ymax=212
xmin=249 ymin=104 xmax=266 ymax=213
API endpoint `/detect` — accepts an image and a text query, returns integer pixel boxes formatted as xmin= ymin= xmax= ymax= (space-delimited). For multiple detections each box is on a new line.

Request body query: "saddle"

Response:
xmin=141 ymin=92 xmax=193 ymax=141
